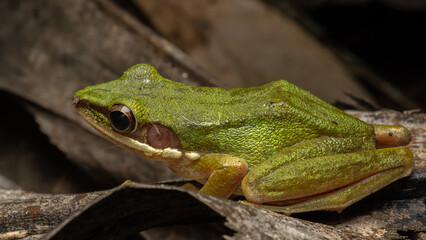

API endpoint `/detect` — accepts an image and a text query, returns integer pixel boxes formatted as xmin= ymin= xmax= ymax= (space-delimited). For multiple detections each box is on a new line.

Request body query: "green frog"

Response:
xmin=73 ymin=64 xmax=413 ymax=214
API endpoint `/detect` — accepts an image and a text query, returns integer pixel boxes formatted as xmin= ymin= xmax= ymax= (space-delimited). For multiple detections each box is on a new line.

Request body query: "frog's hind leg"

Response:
xmin=244 ymin=162 xmax=410 ymax=214
xmin=241 ymin=146 xmax=413 ymax=214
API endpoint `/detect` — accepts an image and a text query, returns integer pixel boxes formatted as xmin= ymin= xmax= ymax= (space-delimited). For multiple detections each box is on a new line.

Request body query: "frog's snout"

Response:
xmin=73 ymin=96 xmax=81 ymax=107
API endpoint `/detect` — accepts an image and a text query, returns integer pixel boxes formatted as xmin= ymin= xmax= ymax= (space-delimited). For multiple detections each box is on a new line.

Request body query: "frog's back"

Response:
xmin=146 ymin=78 xmax=373 ymax=167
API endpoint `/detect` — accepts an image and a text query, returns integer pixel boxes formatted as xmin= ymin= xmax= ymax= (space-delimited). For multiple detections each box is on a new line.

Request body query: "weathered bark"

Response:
xmin=0 ymin=189 xmax=106 ymax=239
xmin=0 ymin=183 xmax=366 ymax=240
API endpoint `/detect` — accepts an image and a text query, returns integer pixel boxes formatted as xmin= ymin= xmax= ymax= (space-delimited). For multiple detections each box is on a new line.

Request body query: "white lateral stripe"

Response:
xmin=162 ymin=148 xmax=183 ymax=159
xmin=137 ymin=141 xmax=163 ymax=155
xmin=185 ymin=152 xmax=201 ymax=161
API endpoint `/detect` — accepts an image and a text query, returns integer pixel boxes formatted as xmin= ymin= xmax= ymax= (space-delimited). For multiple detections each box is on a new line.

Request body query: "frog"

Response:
xmin=73 ymin=64 xmax=413 ymax=214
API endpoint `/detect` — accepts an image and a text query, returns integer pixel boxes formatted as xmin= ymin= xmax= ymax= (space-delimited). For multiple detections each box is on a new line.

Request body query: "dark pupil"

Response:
xmin=110 ymin=111 xmax=130 ymax=131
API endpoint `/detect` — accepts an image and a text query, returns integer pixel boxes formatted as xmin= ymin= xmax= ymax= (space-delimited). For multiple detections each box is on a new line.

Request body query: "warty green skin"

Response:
xmin=74 ymin=64 xmax=376 ymax=169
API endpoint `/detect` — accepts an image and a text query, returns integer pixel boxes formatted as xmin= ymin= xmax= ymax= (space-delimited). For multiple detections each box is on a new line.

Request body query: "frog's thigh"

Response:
xmin=242 ymin=147 xmax=413 ymax=214
xmin=192 ymin=154 xmax=248 ymax=198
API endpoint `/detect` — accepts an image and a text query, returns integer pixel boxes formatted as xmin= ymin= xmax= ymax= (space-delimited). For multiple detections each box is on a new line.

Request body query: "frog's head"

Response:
xmin=73 ymin=64 xmax=197 ymax=162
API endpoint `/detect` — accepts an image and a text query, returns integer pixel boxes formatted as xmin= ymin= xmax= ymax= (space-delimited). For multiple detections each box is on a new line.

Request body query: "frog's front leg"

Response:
xmin=241 ymin=136 xmax=413 ymax=214
xmin=183 ymin=154 xmax=248 ymax=198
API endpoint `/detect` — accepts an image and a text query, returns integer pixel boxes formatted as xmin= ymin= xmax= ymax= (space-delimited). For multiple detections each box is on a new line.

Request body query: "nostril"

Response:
xmin=73 ymin=96 xmax=80 ymax=106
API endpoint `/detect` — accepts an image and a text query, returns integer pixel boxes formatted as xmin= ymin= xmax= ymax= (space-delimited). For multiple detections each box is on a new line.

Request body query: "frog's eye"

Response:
xmin=109 ymin=104 xmax=137 ymax=133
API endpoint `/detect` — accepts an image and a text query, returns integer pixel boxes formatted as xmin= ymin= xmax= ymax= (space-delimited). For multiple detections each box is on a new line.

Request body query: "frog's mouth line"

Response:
xmin=73 ymin=97 xmax=201 ymax=163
